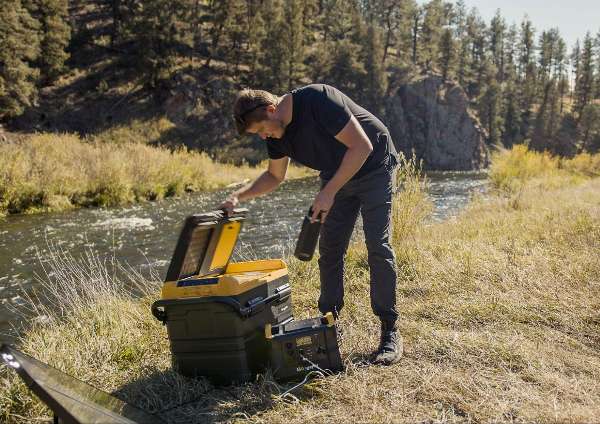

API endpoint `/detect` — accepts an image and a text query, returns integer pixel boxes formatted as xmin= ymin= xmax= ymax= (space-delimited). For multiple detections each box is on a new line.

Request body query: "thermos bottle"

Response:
xmin=294 ymin=207 xmax=322 ymax=261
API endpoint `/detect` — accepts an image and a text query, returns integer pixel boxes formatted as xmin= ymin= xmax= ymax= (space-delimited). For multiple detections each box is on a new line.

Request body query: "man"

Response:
xmin=222 ymin=84 xmax=401 ymax=365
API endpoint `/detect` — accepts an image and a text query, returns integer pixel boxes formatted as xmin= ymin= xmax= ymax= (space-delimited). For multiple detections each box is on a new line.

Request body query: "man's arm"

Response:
xmin=221 ymin=157 xmax=289 ymax=214
xmin=311 ymin=115 xmax=373 ymax=222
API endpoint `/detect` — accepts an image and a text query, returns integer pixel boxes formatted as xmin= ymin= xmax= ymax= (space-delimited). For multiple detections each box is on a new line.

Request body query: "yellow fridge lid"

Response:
xmin=164 ymin=209 xmax=248 ymax=282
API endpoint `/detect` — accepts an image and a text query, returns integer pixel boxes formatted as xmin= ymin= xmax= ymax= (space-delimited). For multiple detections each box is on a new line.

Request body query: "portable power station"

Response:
xmin=266 ymin=312 xmax=343 ymax=381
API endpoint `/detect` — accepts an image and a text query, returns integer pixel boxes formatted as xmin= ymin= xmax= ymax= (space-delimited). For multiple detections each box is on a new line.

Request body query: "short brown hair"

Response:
xmin=233 ymin=89 xmax=278 ymax=135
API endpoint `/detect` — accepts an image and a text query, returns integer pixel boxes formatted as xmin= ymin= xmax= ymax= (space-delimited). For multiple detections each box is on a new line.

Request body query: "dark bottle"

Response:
xmin=294 ymin=207 xmax=321 ymax=261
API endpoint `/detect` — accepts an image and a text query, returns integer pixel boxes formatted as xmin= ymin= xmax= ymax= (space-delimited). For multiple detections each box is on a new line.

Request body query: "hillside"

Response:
xmin=4 ymin=0 xmax=600 ymax=164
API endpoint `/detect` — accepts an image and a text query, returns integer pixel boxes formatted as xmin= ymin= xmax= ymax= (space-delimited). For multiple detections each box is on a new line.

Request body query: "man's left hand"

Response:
xmin=311 ymin=189 xmax=335 ymax=223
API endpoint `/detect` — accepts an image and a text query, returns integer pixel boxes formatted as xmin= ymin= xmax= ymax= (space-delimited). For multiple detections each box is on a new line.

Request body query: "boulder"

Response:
xmin=385 ymin=75 xmax=489 ymax=170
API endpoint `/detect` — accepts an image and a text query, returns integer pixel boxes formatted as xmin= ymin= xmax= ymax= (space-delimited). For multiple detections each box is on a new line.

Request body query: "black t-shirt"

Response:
xmin=266 ymin=84 xmax=398 ymax=180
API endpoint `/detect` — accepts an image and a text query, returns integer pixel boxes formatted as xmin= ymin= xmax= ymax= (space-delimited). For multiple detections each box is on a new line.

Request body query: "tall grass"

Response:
xmin=0 ymin=133 xmax=313 ymax=217
xmin=1 ymin=146 xmax=599 ymax=423
xmin=490 ymin=144 xmax=600 ymax=192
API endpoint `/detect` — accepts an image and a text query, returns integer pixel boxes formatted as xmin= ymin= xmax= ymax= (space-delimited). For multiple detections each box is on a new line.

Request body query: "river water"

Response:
xmin=0 ymin=172 xmax=487 ymax=340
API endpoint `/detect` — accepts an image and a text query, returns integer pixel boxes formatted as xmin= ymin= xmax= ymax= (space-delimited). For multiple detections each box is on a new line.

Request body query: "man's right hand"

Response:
xmin=220 ymin=194 xmax=239 ymax=216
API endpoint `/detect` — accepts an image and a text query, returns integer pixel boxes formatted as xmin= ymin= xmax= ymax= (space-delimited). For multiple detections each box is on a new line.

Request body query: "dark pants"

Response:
xmin=318 ymin=164 xmax=398 ymax=323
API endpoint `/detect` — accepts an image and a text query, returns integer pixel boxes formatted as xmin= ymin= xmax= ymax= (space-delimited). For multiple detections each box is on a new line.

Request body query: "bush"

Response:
xmin=0 ymin=133 xmax=264 ymax=215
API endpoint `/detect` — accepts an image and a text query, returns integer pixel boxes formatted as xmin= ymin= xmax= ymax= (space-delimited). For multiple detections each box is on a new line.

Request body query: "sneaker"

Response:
xmin=371 ymin=321 xmax=403 ymax=365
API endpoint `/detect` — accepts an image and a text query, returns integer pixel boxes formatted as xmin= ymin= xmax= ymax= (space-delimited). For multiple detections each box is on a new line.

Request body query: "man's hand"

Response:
xmin=311 ymin=189 xmax=335 ymax=223
xmin=220 ymin=194 xmax=239 ymax=216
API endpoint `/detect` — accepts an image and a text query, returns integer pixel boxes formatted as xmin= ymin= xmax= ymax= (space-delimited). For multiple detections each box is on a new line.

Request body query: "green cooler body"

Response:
xmin=151 ymin=209 xmax=293 ymax=384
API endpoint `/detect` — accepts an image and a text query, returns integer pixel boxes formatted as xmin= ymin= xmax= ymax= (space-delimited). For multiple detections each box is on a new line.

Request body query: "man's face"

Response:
xmin=246 ymin=118 xmax=285 ymax=140
xmin=245 ymin=105 xmax=286 ymax=140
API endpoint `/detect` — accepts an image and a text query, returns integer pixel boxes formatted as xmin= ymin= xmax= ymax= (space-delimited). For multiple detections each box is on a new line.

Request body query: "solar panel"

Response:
xmin=1 ymin=344 xmax=165 ymax=424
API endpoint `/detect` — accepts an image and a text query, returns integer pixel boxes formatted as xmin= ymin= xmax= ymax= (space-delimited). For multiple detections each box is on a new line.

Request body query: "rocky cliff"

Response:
xmin=386 ymin=76 xmax=489 ymax=170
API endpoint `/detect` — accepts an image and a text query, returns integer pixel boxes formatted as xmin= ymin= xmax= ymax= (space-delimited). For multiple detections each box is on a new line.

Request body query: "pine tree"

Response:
xmin=488 ymin=9 xmax=505 ymax=80
xmin=220 ymin=0 xmax=250 ymax=75
xmin=453 ymin=0 xmax=470 ymax=86
xmin=283 ymin=0 xmax=306 ymax=90
xmin=501 ymin=24 xmax=521 ymax=147
xmin=308 ymin=1 xmax=366 ymax=98
xmin=594 ymin=30 xmax=600 ymax=99
xmin=26 ymin=0 xmax=70 ymax=83
xmin=464 ymin=8 xmax=486 ymax=97
xmin=551 ymin=34 xmax=567 ymax=132
xmin=368 ymin=0 xmax=416 ymax=65
xmin=439 ymin=27 xmax=456 ymax=81
xmin=517 ymin=16 xmax=537 ymax=140
xmin=245 ymin=4 xmax=268 ymax=81
xmin=502 ymin=80 xmax=522 ymax=147
xmin=570 ymin=40 xmax=581 ymax=105
xmin=0 ymin=0 xmax=39 ymax=120
xmin=203 ymin=0 xmax=233 ymax=69
xmin=477 ymin=59 xmax=503 ymax=146
xmin=410 ymin=6 xmax=422 ymax=65
xmin=578 ymin=104 xmax=600 ymax=152
xmin=126 ymin=0 xmax=189 ymax=87
xmin=256 ymin=0 xmax=288 ymax=93
xmin=418 ymin=0 xmax=444 ymax=72
xmin=574 ymin=32 xmax=595 ymax=115
xmin=362 ymin=24 xmax=387 ymax=114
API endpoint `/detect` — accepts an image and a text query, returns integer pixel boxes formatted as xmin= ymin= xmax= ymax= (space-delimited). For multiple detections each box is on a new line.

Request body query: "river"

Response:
xmin=0 ymin=172 xmax=488 ymax=340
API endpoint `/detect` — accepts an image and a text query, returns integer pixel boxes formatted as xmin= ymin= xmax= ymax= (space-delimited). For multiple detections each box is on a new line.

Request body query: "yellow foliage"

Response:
xmin=0 ymin=133 xmax=263 ymax=214
xmin=489 ymin=144 xmax=600 ymax=192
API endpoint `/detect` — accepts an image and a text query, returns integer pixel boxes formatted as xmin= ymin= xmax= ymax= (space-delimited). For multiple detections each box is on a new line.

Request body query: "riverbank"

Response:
xmin=0 ymin=132 xmax=313 ymax=217
xmin=1 ymin=147 xmax=599 ymax=423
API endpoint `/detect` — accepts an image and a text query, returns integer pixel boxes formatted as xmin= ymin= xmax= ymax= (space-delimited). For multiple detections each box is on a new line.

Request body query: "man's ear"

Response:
xmin=266 ymin=104 xmax=276 ymax=114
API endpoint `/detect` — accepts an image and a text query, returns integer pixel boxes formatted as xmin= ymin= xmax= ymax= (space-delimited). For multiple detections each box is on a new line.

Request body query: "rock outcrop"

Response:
xmin=386 ymin=75 xmax=489 ymax=170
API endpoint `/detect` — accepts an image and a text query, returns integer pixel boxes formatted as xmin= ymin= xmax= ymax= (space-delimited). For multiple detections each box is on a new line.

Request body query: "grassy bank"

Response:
xmin=0 ymin=132 xmax=312 ymax=217
xmin=1 ymin=147 xmax=599 ymax=423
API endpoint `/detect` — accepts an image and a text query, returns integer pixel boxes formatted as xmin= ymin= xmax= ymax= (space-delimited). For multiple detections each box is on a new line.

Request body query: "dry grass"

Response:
xmin=0 ymin=132 xmax=312 ymax=217
xmin=1 ymin=148 xmax=599 ymax=423
xmin=489 ymin=144 xmax=600 ymax=194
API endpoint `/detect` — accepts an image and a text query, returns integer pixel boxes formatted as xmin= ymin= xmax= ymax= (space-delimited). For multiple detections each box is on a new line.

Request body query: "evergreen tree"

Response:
xmin=256 ymin=0 xmax=288 ymax=93
xmin=577 ymin=104 xmax=600 ymax=152
xmin=570 ymin=40 xmax=581 ymax=105
xmin=26 ymin=0 xmax=70 ymax=83
xmin=594 ymin=30 xmax=600 ymax=99
xmin=368 ymin=0 xmax=416 ymax=65
xmin=418 ymin=0 xmax=444 ymax=71
xmin=439 ymin=27 xmax=456 ymax=81
xmin=245 ymin=3 xmax=267 ymax=80
xmin=223 ymin=0 xmax=247 ymax=72
xmin=121 ymin=0 xmax=190 ymax=87
xmin=502 ymin=81 xmax=522 ymax=147
xmin=517 ymin=16 xmax=537 ymax=140
xmin=477 ymin=59 xmax=503 ymax=145
xmin=488 ymin=9 xmax=505 ymax=80
xmin=0 ymin=0 xmax=39 ymax=120
xmin=362 ymin=24 xmax=387 ymax=113
xmin=283 ymin=0 xmax=306 ymax=90
xmin=501 ymin=24 xmax=521 ymax=147
xmin=551 ymin=34 xmax=567 ymax=131
xmin=309 ymin=0 xmax=366 ymax=99
xmin=203 ymin=0 xmax=233 ymax=69
xmin=463 ymin=8 xmax=486 ymax=97
xmin=410 ymin=6 xmax=422 ymax=64
xmin=574 ymin=32 xmax=595 ymax=115
xmin=323 ymin=39 xmax=366 ymax=98
xmin=453 ymin=0 xmax=470 ymax=86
